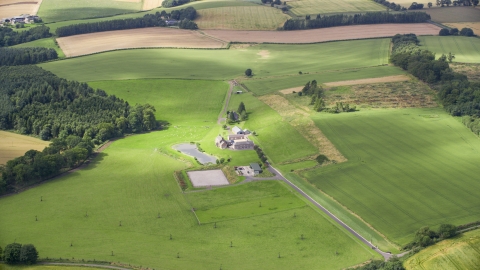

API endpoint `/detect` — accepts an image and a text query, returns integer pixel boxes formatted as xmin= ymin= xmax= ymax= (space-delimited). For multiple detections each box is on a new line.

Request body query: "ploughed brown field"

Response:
xmin=56 ymin=28 xmax=227 ymax=57
xmin=203 ymin=23 xmax=441 ymax=43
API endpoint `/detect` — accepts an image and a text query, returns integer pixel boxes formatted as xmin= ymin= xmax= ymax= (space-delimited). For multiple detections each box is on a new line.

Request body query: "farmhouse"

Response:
xmin=215 ymin=135 xmax=228 ymax=149
xmin=228 ymin=134 xmax=246 ymax=141
xmin=250 ymin=163 xmax=263 ymax=175
xmin=232 ymin=139 xmax=254 ymax=150
xmin=232 ymin=126 xmax=243 ymax=134
xmin=215 ymin=132 xmax=254 ymax=150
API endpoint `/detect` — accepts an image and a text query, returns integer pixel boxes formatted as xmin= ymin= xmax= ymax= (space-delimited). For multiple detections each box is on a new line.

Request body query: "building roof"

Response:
xmin=250 ymin=163 xmax=262 ymax=171
xmin=215 ymin=135 xmax=225 ymax=144
xmin=232 ymin=126 xmax=242 ymax=134
xmin=233 ymin=139 xmax=253 ymax=145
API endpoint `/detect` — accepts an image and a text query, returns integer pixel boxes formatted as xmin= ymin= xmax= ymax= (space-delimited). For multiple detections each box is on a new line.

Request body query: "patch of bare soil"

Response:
xmin=325 ymin=80 xmax=438 ymax=108
xmin=257 ymin=50 xmax=270 ymax=59
xmin=451 ymin=63 xmax=480 ymax=81
xmin=279 ymin=86 xmax=303 ymax=95
xmin=203 ymin=23 xmax=440 ymax=44
xmin=258 ymin=95 xmax=347 ymax=163
xmin=323 ymin=75 xmax=410 ymax=87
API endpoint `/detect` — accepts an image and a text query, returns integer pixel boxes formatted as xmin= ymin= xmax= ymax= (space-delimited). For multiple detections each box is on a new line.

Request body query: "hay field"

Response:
xmin=56 ymin=28 xmax=227 ymax=57
xmin=0 ymin=0 xmax=41 ymax=19
xmin=287 ymin=0 xmax=384 ymax=16
xmin=426 ymin=6 xmax=480 ymax=23
xmin=203 ymin=23 xmax=441 ymax=43
xmin=419 ymin=36 xmax=480 ymax=63
xmin=0 ymin=131 xmax=50 ymax=165
xmin=404 ymin=229 xmax=480 ymax=270
xmin=305 ymin=108 xmax=480 ymax=245
xmin=196 ymin=6 xmax=289 ymax=30
xmin=142 ymin=0 xmax=162 ymax=10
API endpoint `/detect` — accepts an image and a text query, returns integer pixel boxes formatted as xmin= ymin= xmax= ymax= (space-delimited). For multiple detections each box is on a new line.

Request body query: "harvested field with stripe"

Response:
xmin=57 ymin=28 xmax=227 ymax=57
xmin=0 ymin=0 xmax=41 ymax=18
xmin=287 ymin=0 xmax=384 ymax=16
xmin=426 ymin=6 xmax=480 ymax=23
xmin=323 ymin=75 xmax=410 ymax=87
xmin=204 ymin=23 xmax=441 ymax=44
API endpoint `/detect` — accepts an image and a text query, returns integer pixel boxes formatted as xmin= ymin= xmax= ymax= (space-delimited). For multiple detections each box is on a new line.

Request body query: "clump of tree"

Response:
xmin=0 ymin=47 xmax=58 ymax=66
xmin=3 ymin=243 xmax=38 ymax=265
xmin=439 ymin=27 xmax=474 ymax=36
xmin=254 ymin=145 xmax=268 ymax=165
xmin=162 ymin=0 xmax=190 ymax=8
xmin=237 ymin=101 xmax=248 ymax=121
xmin=436 ymin=0 xmax=478 ymax=6
xmin=283 ymin=12 xmax=430 ymax=30
xmin=245 ymin=68 xmax=252 ymax=77
xmin=315 ymin=154 xmax=329 ymax=165
xmin=408 ymin=1 xmax=424 ymax=9
xmin=351 ymin=256 xmax=404 ymax=270
xmin=301 ymin=80 xmax=356 ymax=113
xmin=373 ymin=0 xmax=407 ymax=11
xmin=56 ymin=7 xmax=197 ymax=37
xmin=0 ymin=26 xmax=52 ymax=47
xmin=403 ymin=224 xmax=457 ymax=250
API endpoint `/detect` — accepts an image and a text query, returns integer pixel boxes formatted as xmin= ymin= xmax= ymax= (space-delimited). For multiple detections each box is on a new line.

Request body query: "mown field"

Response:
xmin=419 ymin=36 xmax=480 ymax=63
xmin=12 ymin=38 xmax=65 ymax=58
xmin=288 ymin=0 xmax=384 ymax=16
xmin=304 ymin=108 xmax=480 ymax=245
xmin=40 ymin=39 xmax=392 ymax=82
xmin=0 ymin=80 xmax=379 ymax=269
xmin=0 ymin=131 xmax=50 ymax=165
xmin=404 ymin=229 xmax=480 ymax=270
xmin=196 ymin=6 xmax=289 ymax=30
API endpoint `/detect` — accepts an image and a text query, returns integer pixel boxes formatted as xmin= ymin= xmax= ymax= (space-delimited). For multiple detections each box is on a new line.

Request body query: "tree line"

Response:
xmin=439 ymin=27 xmax=474 ymax=36
xmin=0 ymin=47 xmax=58 ymax=66
xmin=283 ymin=12 xmax=430 ymax=30
xmin=162 ymin=0 xmax=190 ymax=8
xmin=373 ymin=0 xmax=407 ymax=11
xmin=56 ymin=7 xmax=198 ymax=37
xmin=390 ymin=34 xmax=480 ymax=134
xmin=0 ymin=26 xmax=52 ymax=47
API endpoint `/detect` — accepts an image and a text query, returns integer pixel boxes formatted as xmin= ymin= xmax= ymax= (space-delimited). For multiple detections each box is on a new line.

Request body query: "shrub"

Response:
xmin=316 ymin=154 xmax=329 ymax=164
xmin=449 ymin=28 xmax=459 ymax=35
xmin=19 ymin=244 xmax=38 ymax=264
xmin=245 ymin=68 xmax=252 ymax=76
xmin=460 ymin=27 xmax=474 ymax=37
xmin=439 ymin=28 xmax=450 ymax=36
xmin=4 ymin=243 xmax=22 ymax=264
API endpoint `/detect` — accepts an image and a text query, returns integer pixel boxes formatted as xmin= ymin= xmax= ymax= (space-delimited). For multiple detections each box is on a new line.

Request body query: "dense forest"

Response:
xmin=0 ymin=26 xmax=52 ymax=47
xmin=390 ymin=34 xmax=480 ymax=134
xmin=0 ymin=66 xmax=159 ymax=195
xmin=283 ymin=12 xmax=430 ymax=30
xmin=56 ymin=7 xmax=197 ymax=37
xmin=0 ymin=47 xmax=58 ymax=66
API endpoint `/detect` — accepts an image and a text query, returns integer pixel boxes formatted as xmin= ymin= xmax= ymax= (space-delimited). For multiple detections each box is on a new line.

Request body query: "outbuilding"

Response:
xmin=232 ymin=126 xmax=243 ymax=134
xmin=249 ymin=163 xmax=263 ymax=175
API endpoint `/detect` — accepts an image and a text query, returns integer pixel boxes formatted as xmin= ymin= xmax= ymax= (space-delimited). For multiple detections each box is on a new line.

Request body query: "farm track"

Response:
xmin=38 ymin=262 xmax=132 ymax=270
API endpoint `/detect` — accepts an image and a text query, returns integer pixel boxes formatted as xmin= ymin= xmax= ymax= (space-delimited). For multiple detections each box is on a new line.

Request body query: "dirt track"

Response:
xmin=57 ymin=28 xmax=227 ymax=57
xmin=203 ymin=23 xmax=441 ymax=43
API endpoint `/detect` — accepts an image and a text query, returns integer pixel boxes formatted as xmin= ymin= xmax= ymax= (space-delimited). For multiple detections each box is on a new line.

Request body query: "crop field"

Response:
xmin=404 ymin=229 xmax=480 ymax=270
xmin=0 ymin=0 xmax=41 ymax=18
xmin=287 ymin=0 xmax=384 ymax=16
xmin=0 ymin=131 xmax=50 ymax=165
xmin=57 ymin=28 xmax=227 ymax=57
xmin=426 ymin=6 xmax=480 ymax=23
xmin=142 ymin=0 xmax=162 ymax=10
xmin=446 ymin=22 xmax=480 ymax=36
xmin=37 ymin=0 xmax=142 ymax=22
xmin=204 ymin=23 xmax=441 ymax=43
xmin=419 ymin=36 xmax=480 ymax=63
xmin=242 ymin=66 xmax=406 ymax=95
xmin=89 ymin=79 xmax=227 ymax=125
xmin=12 ymin=37 xmax=65 ymax=58
xmin=40 ymin=39 xmax=392 ymax=82
xmin=196 ymin=6 xmax=289 ymax=30
xmin=303 ymin=108 xmax=480 ymax=245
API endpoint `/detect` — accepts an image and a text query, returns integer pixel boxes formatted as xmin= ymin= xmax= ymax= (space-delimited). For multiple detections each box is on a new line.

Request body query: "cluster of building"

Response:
xmin=0 ymin=14 xmax=40 ymax=26
xmin=215 ymin=126 xmax=254 ymax=150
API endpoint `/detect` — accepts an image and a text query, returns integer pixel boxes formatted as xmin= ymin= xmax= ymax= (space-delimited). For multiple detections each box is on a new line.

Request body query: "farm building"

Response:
xmin=232 ymin=139 xmax=254 ymax=150
xmin=250 ymin=163 xmax=263 ymax=175
xmin=228 ymin=134 xmax=246 ymax=141
xmin=232 ymin=126 xmax=243 ymax=134
xmin=215 ymin=135 xmax=228 ymax=149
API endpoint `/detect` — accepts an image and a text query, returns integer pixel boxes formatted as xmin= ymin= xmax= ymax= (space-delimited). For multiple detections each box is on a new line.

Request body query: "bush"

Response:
xmin=19 ymin=244 xmax=38 ymax=264
xmin=460 ymin=27 xmax=474 ymax=37
xmin=4 ymin=243 xmax=22 ymax=264
xmin=315 ymin=154 xmax=329 ymax=164
xmin=449 ymin=28 xmax=459 ymax=35
xmin=245 ymin=68 xmax=252 ymax=76
xmin=439 ymin=28 xmax=450 ymax=36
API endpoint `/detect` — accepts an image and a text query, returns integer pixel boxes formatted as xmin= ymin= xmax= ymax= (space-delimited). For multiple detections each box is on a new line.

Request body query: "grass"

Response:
xmin=12 ymin=38 xmax=65 ymax=58
xmin=196 ymin=6 xmax=289 ymax=30
xmin=186 ymin=181 xmax=306 ymax=223
xmin=288 ymin=0 xmax=385 ymax=16
xmin=37 ymin=0 xmax=142 ymax=23
xmin=0 ymin=265 xmax=105 ymax=270
xmin=242 ymin=66 xmax=405 ymax=95
xmin=0 ymin=131 xmax=50 ymax=165
xmin=88 ymin=79 xmax=228 ymax=126
xmin=303 ymin=108 xmax=480 ymax=245
xmin=419 ymin=36 xmax=480 ymax=63
xmin=404 ymin=229 xmax=480 ymax=270
xmin=39 ymin=39 xmax=392 ymax=82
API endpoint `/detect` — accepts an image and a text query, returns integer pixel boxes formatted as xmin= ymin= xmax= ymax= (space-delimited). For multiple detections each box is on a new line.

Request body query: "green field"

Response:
xmin=288 ymin=0 xmax=385 ymax=16
xmin=242 ymin=66 xmax=405 ymax=95
xmin=37 ymin=0 xmax=143 ymax=22
xmin=303 ymin=108 xmax=480 ymax=245
xmin=12 ymin=38 xmax=65 ymax=58
xmin=40 ymin=39 xmax=392 ymax=82
xmin=404 ymin=229 xmax=480 ymax=270
xmin=419 ymin=36 xmax=480 ymax=63
xmin=196 ymin=6 xmax=289 ymax=30
xmin=0 ymin=265 xmax=104 ymax=270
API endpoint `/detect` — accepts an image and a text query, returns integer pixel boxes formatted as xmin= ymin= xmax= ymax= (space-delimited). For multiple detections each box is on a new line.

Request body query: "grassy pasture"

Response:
xmin=89 ymin=79 xmax=227 ymax=126
xmin=287 ymin=0 xmax=385 ymax=16
xmin=0 ymin=131 xmax=50 ymax=165
xmin=404 ymin=229 xmax=480 ymax=270
xmin=419 ymin=36 xmax=480 ymax=63
xmin=12 ymin=38 xmax=65 ymax=58
xmin=242 ymin=66 xmax=405 ymax=95
xmin=37 ymin=0 xmax=143 ymax=23
xmin=40 ymin=39 xmax=392 ymax=82
xmin=304 ymin=108 xmax=480 ymax=245
xmin=196 ymin=6 xmax=289 ymax=30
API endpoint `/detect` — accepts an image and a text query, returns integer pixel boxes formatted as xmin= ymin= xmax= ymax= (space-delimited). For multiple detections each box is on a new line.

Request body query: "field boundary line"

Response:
xmin=37 ymin=262 xmax=132 ymax=269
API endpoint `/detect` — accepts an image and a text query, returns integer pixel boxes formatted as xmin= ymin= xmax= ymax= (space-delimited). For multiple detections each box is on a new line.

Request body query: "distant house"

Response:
xmin=215 ymin=135 xmax=227 ymax=149
xmin=250 ymin=163 xmax=263 ymax=175
xmin=165 ymin=20 xmax=178 ymax=26
xmin=232 ymin=139 xmax=254 ymax=150
xmin=232 ymin=126 xmax=243 ymax=134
